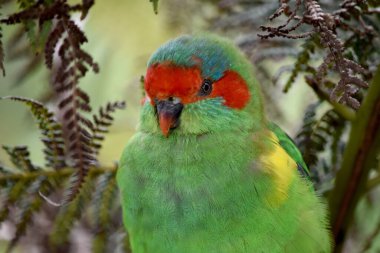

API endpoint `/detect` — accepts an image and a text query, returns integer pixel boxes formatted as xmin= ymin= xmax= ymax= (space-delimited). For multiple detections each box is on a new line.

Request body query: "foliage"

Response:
xmin=295 ymin=103 xmax=346 ymax=192
xmin=214 ymin=0 xmax=379 ymax=110
xmin=150 ymin=0 xmax=159 ymax=14
xmin=0 ymin=0 xmax=128 ymax=252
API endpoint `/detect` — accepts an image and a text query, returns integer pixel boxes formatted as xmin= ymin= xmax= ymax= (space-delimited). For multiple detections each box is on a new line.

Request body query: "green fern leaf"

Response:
xmin=296 ymin=103 xmax=346 ymax=190
xmin=50 ymin=176 xmax=93 ymax=246
xmin=1 ymin=96 xmax=66 ymax=169
xmin=91 ymin=172 xmax=117 ymax=253
xmin=283 ymin=39 xmax=315 ymax=92
xmin=0 ymin=178 xmax=30 ymax=223
xmin=6 ymin=176 xmax=46 ymax=253
xmin=2 ymin=145 xmax=36 ymax=171
xmin=149 ymin=0 xmax=159 ymax=14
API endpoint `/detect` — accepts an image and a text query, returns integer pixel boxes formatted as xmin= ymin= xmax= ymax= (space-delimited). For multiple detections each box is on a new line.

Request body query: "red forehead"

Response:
xmin=145 ymin=64 xmax=202 ymax=104
xmin=145 ymin=64 xmax=250 ymax=109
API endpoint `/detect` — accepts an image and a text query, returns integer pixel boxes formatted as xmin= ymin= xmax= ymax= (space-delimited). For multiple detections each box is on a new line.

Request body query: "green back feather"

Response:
xmin=268 ymin=122 xmax=310 ymax=178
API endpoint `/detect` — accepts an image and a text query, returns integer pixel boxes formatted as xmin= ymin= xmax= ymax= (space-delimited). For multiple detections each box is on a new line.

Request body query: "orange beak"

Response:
xmin=158 ymin=113 xmax=176 ymax=137
xmin=156 ymin=99 xmax=183 ymax=137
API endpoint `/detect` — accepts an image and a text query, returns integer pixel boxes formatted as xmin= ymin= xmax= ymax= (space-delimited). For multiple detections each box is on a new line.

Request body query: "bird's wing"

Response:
xmin=257 ymin=122 xmax=312 ymax=207
xmin=268 ymin=122 xmax=310 ymax=179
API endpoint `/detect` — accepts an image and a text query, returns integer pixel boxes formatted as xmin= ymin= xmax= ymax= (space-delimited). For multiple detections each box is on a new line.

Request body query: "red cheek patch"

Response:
xmin=210 ymin=70 xmax=250 ymax=109
xmin=145 ymin=64 xmax=250 ymax=110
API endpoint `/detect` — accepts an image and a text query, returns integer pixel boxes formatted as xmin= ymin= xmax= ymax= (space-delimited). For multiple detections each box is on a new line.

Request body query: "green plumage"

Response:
xmin=269 ymin=122 xmax=310 ymax=178
xmin=117 ymin=35 xmax=331 ymax=253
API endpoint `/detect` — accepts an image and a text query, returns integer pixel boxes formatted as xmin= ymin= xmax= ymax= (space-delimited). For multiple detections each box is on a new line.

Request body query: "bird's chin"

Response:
xmin=195 ymin=132 xmax=210 ymax=140
xmin=151 ymin=128 xmax=212 ymax=139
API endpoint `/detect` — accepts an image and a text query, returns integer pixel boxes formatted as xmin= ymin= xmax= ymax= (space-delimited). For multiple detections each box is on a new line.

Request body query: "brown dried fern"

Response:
xmin=91 ymin=101 xmax=126 ymax=157
xmin=257 ymin=0 xmax=374 ymax=110
xmin=41 ymin=2 xmax=98 ymax=204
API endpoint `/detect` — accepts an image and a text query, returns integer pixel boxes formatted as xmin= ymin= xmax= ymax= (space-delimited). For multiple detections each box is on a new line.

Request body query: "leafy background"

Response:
xmin=0 ymin=0 xmax=379 ymax=252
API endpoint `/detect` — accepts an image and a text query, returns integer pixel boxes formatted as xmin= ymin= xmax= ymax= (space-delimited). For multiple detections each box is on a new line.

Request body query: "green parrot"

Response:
xmin=117 ymin=34 xmax=332 ymax=253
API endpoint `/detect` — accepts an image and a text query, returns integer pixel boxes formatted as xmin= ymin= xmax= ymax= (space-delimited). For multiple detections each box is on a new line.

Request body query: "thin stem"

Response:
xmin=329 ymin=64 xmax=380 ymax=252
xmin=0 ymin=166 xmax=117 ymax=181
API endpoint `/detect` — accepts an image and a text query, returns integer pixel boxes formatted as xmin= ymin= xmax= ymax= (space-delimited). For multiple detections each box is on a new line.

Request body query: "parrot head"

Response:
xmin=141 ymin=34 xmax=265 ymax=137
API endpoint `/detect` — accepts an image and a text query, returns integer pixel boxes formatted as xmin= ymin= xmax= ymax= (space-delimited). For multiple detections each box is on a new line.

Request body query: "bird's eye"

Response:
xmin=199 ymin=79 xmax=213 ymax=96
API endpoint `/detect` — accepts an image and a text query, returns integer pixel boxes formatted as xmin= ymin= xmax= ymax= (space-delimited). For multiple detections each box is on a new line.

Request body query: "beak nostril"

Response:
xmin=168 ymin=97 xmax=174 ymax=102
xmin=172 ymin=97 xmax=181 ymax=104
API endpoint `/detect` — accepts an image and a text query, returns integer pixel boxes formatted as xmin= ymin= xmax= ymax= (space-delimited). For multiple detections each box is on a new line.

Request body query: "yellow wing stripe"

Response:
xmin=259 ymin=132 xmax=297 ymax=207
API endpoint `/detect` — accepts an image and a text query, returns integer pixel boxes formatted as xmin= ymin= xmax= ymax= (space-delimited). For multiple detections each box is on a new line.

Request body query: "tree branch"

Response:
xmin=329 ymin=64 xmax=380 ymax=252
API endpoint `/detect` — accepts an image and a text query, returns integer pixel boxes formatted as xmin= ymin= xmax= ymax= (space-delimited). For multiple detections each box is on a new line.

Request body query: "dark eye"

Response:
xmin=199 ymin=79 xmax=213 ymax=96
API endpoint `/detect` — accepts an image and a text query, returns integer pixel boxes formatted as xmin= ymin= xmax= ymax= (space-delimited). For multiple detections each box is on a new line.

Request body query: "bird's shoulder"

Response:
xmin=254 ymin=122 xmax=311 ymax=206
xmin=267 ymin=122 xmax=310 ymax=178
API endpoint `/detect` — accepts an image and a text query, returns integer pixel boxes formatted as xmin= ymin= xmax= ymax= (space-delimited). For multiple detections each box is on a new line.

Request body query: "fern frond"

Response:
xmin=79 ymin=0 xmax=94 ymax=20
xmin=60 ymin=168 xmax=91 ymax=205
xmin=0 ymin=1 xmax=130 ymax=251
xmin=2 ymin=1 xmax=50 ymax=25
xmin=49 ymin=16 xmax=98 ymax=204
xmin=6 ymin=176 xmax=46 ymax=253
xmin=150 ymin=0 xmax=159 ymax=14
xmin=256 ymin=0 xmax=372 ymax=109
xmin=1 ymin=96 xmax=66 ymax=169
xmin=283 ymin=39 xmax=316 ymax=92
xmin=91 ymin=101 xmax=126 ymax=156
xmin=0 ymin=178 xmax=30 ymax=223
xmin=296 ymin=103 xmax=346 ymax=188
xmin=0 ymin=164 xmax=119 ymax=251
xmin=93 ymin=172 xmax=117 ymax=228
xmin=92 ymin=172 xmax=118 ymax=253
xmin=50 ymin=175 xmax=94 ymax=246
xmin=296 ymin=104 xmax=345 ymax=166
xmin=2 ymin=145 xmax=35 ymax=172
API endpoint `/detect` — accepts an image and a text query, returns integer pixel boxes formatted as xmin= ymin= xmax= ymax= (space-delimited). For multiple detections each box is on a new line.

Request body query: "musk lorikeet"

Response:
xmin=117 ymin=34 xmax=332 ymax=253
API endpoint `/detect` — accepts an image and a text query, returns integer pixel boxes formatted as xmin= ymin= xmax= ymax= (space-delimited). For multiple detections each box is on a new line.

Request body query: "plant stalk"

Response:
xmin=329 ymin=64 xmax=380 ymax=252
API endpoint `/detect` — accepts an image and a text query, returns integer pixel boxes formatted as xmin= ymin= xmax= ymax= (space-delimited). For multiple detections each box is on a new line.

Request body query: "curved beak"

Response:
xmin=155 ymin=99 xmax=184 ymax=137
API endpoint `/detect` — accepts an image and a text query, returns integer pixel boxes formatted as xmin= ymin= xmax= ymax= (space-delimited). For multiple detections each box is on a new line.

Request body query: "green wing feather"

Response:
xmin=268 ymin=122 xmax=310 ymax=179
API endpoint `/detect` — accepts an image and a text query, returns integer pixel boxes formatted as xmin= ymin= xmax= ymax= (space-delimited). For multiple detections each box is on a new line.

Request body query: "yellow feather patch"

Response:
xmin=259 ymin=132 xmax=296 ymax=207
